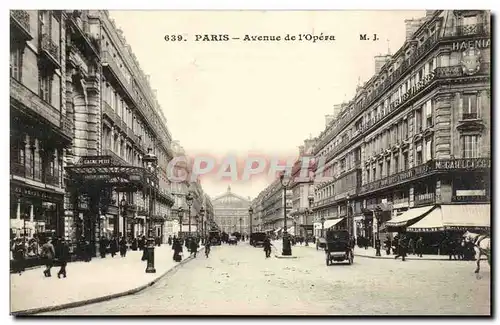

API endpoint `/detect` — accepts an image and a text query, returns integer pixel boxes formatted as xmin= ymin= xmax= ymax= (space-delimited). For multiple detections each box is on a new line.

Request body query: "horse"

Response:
xmin=463 ymin=231 xmax=490 ymax=274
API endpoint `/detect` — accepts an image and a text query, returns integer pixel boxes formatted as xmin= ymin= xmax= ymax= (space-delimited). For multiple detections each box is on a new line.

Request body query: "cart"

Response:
xmin=325 ymin=229 xmax=353 ymax=266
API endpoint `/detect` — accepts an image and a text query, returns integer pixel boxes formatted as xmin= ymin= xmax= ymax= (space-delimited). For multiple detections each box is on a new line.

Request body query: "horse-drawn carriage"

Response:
xmin=325 ymin=229 xmax=353 ymax=266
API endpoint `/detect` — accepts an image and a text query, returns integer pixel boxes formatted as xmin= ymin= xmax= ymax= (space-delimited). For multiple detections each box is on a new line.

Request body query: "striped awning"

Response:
xmin=324 ymin=218 xmax=345 ymax=229
xmin=385 ymin=206 xmax=434 ymax=228
xmin=408 ymin=204 xmax=490 ymax=232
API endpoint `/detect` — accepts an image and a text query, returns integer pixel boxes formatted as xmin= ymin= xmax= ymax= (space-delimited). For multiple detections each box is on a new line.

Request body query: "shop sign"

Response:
xmin=80 ymin=157 xmax=112 ymax=166
xmin=435 ymin=158 xmax=490 ymax=170
xmin=452 ymin=38 xmax=490 ymax=51
xmin=11 ymin=184 xmax=63 ymax=202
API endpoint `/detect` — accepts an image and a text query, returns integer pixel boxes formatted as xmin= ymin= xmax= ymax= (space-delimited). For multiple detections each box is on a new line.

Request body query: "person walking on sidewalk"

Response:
xmin=168 ymin=236 xmax=172 ymax=246
xmin=190 ymin=238 xmax=199 ymax=258
xmin=109 ymin=235 xmax=118 ymax=258
xmin=41 ymin=238 xmax=55 ymax=277
xmin=415 ymin=236 xmax=424 ymax=258
xmin=408 ymin=237 xmax=415 ymax=255
xmin=11 ymin=237 xmax=26 ymax=275
xmin=384 ymin=237 xmax=392 ymax=255
xmin=394 ymin=234 xmax=407 ymax=261
xmin=205 ymin=240 xmax=211 ymax=258
xmin=99 ymin=236 xmax=108 ymax=258
xmin=172 ymin=238 xmax=183 ymax=262
xmin=57 ymin=239 xmax=70 ymax=278
xmin=119 ymin=236 xmax=127 ymax=257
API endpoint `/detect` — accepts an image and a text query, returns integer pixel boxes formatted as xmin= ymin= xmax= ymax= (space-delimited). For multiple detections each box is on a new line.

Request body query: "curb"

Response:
xmin=353 ymin=253 xmax=472 ymax=262
xmin=12 ymin=247 xmax=205 ymax=316
xmin=274 ymin=255 xmax=298 ymax=259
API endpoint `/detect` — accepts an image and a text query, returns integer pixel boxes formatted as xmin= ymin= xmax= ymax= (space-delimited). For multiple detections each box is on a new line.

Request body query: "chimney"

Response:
xmin=404 ymin=18 xmax=426 ymax=40
xmin=325 ymin=114 xmax=334 ymax=127
xmin=374 ymin=55 xmax=391 ymax=74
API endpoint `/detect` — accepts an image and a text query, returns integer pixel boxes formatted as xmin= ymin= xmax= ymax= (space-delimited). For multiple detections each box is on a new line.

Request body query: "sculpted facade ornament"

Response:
xmin=461 ymin=46 xmax=482 ymax=76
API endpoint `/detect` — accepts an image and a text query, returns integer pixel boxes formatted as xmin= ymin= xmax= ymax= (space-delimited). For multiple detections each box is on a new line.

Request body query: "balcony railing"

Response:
xmin=445 ymin=23 xmax=489 ymax=37
xmin=101 ymin=51 xmax=134 ymax=102
xmin=44 ymin=171 xmax=59 ymax=186
xmin=10 ymin=77 xmax=60 ymax=128
xmin=360 ymin=160 xmax=435 ymax=194
xmin=414 ymin=192 xmax=435 ymax=206
xmin=462 ymin=112 xmax=479 ymax=120
xmin=41 ymin=33 xmax=60 ymax=64
xmin=11 ymin=10 xmax=32 ymax=39
xmin=435 ymin=66 xmax=463 ymax=78
xmin=11 ymin=162 xmax=26 ymax=177
xmin=102 ymin=148 xmax=129 ymax=166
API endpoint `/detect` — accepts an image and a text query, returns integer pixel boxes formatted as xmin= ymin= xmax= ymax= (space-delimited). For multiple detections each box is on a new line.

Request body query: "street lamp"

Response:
xmin=248 ymin=207 xmax=254 ymax=238
xmin=177 ymin=206 xmax=184 ymax=238
xmin=143 ymin=147 xmax=158 ymax=274
xmin=200 ymin=206 xmax=205 ymax=241
xmin=120 ymin=195 xmax=127 ymax=238
xmin=321 ymin=215 xmax=325 ymax=238
xmin=239 ymin=216 xmax=242 ymax=236
xmin=307 ymin=194 xmax=314 ymax=240
xmin=346 ymin=194 xmax=351 ymax=239
xmin=186 ymin=192 xmax=193 ymax=235
xmin=279 ymin=171 xmax=293 ymax=256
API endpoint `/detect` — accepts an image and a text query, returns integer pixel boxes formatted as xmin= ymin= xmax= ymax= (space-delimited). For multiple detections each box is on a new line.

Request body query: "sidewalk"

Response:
xmin=11 ymin=245 xmax=203 ymax=315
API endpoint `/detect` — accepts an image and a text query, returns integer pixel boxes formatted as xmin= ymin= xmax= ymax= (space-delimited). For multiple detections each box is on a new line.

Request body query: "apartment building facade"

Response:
xmin=311 ymin=10 xmax=491 ymax=242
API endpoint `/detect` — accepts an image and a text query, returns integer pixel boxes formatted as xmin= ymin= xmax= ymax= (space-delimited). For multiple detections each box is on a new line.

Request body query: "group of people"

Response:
xmin=171 ymin=236 xmax=212 ymax=262
xmin=11 ymin=236 xmax=70 ymax=278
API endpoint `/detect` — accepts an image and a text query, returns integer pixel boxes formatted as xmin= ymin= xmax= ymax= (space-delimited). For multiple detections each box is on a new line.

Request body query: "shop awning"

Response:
xmin=313 ymin=222 xmax=322 ymax=230
xmin=385 ymin=206 xmax=434 ymax=228
xmin=324 ymin=218 xmax=345 ymax=229
xmin=408 ymin=204 xmax=490 ymax=232
xmin=287 ymin=228 xmax=295 ymax=235
xmin=274 ymin=228 xmax=282 ymax=234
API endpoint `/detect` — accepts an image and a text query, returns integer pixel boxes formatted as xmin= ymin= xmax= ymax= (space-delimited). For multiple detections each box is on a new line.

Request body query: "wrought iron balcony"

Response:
xmin=10 ymin=10 xmax=32 ymax=41
xmin=455 ymin=23 xmax=489 ymax=37
xmin=44 ymin=171 xmax=60 ymax=186
xmin=40 ymin=33 xmax=60 ymax=67
xmin=435 ymin=66 xmax=463 ymax=78
xmin=462 ymin=112 xmax=479 ymax=120
xmin=101 ymin=51 xmax=134 ymax=102
xmin=10 ymin=77 xmax=60 ymax=128
xmin=10 ymin=162 xmax=26 ymax=177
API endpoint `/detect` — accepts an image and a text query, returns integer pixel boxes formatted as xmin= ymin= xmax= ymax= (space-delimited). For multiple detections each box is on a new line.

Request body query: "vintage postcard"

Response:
xmin=9 ymin=9 xmax=491 ymax=316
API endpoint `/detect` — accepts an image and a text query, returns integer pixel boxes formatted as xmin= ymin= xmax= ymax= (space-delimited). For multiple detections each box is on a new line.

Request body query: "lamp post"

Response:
xmin=143 ymin=148 xmax=157 ymax=274
xmin=200 ymin=206 xmax=205 ymax=241
xmin=120 ymin=195 xmax=127 ymax=238
xmin=307 ymin=194 xmax=314 ymax=239
xmin=186 ymin=192 xmax=193 ymax=236
xmin=248 ymin=206 xmax=253 ymax=239
xmin=279 ymin=171 xmax=292 ymax=256
xmin=346 ymin=194 xmax=351 ymax=239
xmin=177 ymin=206 xmax=184 ymax=238
xmin=321 ymin=215 xmax=325 ymax=238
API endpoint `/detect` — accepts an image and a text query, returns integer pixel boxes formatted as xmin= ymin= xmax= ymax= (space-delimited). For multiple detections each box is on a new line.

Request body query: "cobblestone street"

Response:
xmin=43 ymin=242 xmax=490 ymax=316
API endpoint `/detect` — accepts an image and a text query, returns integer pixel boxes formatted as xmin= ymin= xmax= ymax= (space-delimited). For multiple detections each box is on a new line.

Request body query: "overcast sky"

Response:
xmin=110 ymin=10 xmax=426 ymax=199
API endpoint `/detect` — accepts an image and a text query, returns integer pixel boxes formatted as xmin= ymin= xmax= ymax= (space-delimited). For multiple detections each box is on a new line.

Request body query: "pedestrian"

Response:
xmin=41 ymin=238 xmax=55 ymax=277
xmin=57 ymin=239 xmax=70 ymax=278
xmin=375 ymin=236 xmax=382 ymax=256
xmin=263 ymin=236 xmax=273 ymax=258
xmin=394 ymin=234 xmax=407 ymax=261
xmin=408 ymin=237 xmax=415 ymax=255
xmin=190 ymin=238 xmax=199 ymax=258
xmin=172 ymin=238 xmax=183 ymax=262
xmin=99 ymin=236 xmax=107 ymax=258
xmin=131 ymin=237 xmax=138 ymax=251
xmin=109 ymin=235 xmax=118 ymax=258
xmin=168 ymin=235 xmax=172 ymax=246
xmin=119 ymin=236 xmax=127 ymax=257
xmin=205 ymin=239 xmax=211 ymax=258
xmin=416 ymin=236 xmax=424 ymax=258
xmin=384 ymin=237 xmax=392 ymax=255
xmin=11 ymin=238 xmax=26 ymax=275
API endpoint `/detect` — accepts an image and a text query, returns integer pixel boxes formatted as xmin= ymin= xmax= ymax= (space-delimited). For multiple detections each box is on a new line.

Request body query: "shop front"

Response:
xmin=66 ymin=155 xmax=158 ymax=256
xmin=10 ymin=181 xmax=64 ymax=240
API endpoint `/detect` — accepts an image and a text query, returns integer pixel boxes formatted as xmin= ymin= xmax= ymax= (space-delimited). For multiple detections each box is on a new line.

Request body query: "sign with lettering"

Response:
xmin=11 ymin=184 xmax=63 ymax=202
xmin=80 ymin=157 xmax=112 ymax=166
xmin=435 ymin=158 xmax=490 ymax=170
xmin=452 ymin=39 xmax=490 ymax=51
